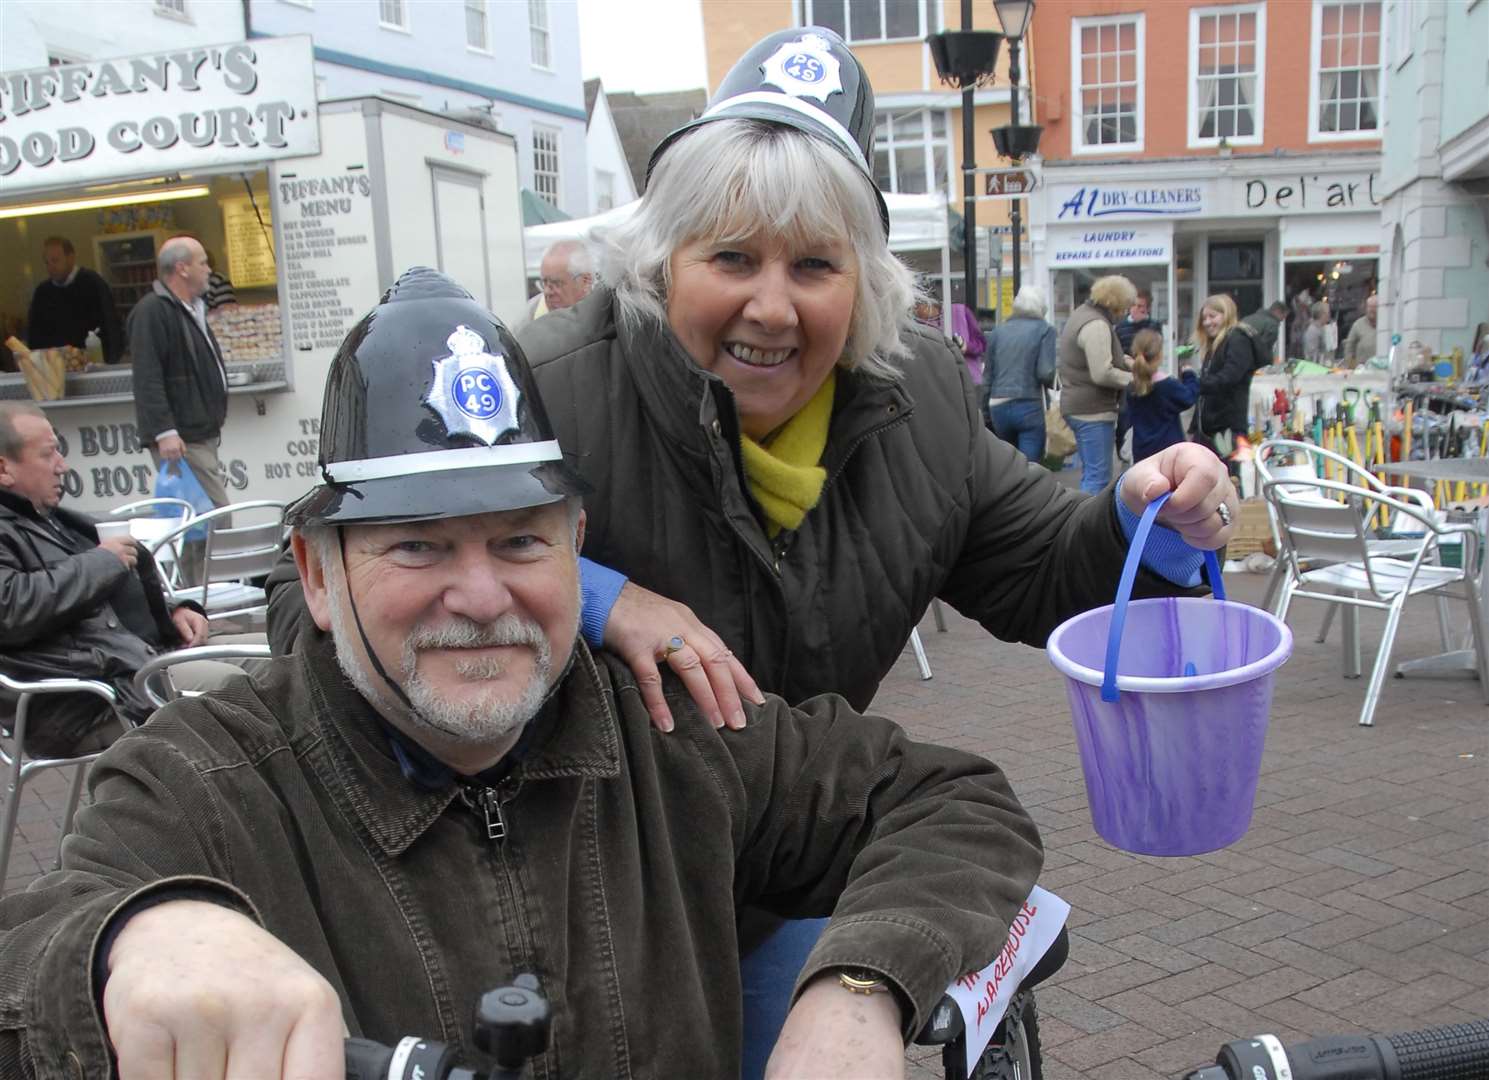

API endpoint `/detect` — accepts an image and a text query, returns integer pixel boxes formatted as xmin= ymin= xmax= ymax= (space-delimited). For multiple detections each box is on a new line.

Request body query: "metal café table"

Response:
xmin=1375 ymin=458 xmax=1489 ymax=682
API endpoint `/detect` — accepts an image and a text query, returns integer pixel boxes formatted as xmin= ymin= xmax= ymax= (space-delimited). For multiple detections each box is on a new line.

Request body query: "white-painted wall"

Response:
xmin=584 ymin=91 xmax=637 ymax=215
xmin=247 ymin=0 xmax=590 ymax=216
xmin=0 ymin=0 xmax=244 ymax=70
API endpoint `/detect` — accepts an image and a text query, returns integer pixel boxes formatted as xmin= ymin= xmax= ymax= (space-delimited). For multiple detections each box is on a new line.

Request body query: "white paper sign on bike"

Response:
xmin=947 ymin=885 xmax=1071 ymax=1076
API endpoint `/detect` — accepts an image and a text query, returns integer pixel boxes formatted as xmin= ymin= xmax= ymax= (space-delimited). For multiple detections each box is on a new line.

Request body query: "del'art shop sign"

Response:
xmin=1049 ymin=168 xmax=1380 ymax=224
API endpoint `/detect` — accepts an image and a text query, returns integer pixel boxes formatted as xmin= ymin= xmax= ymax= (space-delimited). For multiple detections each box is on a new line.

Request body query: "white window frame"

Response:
xmin=530 ymin=0 xmax=552 ymax=70
xmin=797 ymin=0 xmax=937 ymax=45
xmin=465 ymin=0 xmax=491 ymax=54
xmin=594 ymin=169 xmax=616 ymax=212
xmin=1187 ymin=3 xmax=1266 ymax=149
xmin=1389 ymin=0 xmax=1412 ymax=68
xmin=872 ymin=107 xmax=953 ymax=197
xmin=153 ymin=0 xmax=190 ymax=21
xmin=533 ymin=125 xmax=562 ymax=208
xmin=1070 ymin=13 xmax=1145 ymax=155
xmin=379 ymin=0 xmax=410 ymax=33
xmin=1308 ymin=0 xmax=1384 ymax=142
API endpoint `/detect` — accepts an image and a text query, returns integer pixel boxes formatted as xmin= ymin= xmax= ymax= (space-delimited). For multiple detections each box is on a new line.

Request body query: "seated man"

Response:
xmin=0 ymin=402 xmax=242 ymax=757
xmin=0 ymin=271 xmax=1042 ymax=1079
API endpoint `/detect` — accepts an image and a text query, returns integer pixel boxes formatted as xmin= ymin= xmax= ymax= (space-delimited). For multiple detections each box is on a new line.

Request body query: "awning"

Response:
xmin=521 ymin=189 xmax=572 ymax=227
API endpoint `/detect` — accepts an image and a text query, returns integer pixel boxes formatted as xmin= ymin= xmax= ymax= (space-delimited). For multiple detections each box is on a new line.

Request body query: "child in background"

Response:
xmin=1126 ymin=328 xmax=1198 ymax=462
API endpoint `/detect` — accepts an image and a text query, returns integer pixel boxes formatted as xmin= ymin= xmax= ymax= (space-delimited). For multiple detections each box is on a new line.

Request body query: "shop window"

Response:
xmin=798 ymin=1 xmax=936 ymax=43
xmin=530 ymin=0 xmax=552 ymax=69
xmin=1310 ymin=1 xmax=1382 ymax=140
xmin=1189 ymin=4 xmax=1265 ymax=147
xmin=379 ymin=0 xmax=408 ymax=31
xmin=1208 ymin=240 xmax=1265 ymax=321
xmin=1071 ymin=15 xmax=1144 ymax=154
xmin=466 ymin=0 xmax=489 ymax=52
xmin=533 ymin=126 xmax=561 ymax=207
xmin=872 ymin=109 xmax=950 ymax=196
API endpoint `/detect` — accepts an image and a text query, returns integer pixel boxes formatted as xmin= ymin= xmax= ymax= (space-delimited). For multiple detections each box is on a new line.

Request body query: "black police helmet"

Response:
xmin=285 ymin=267 xmax=587 ymax=527
xmin=647 ymin=26 xmax=889 ymax=235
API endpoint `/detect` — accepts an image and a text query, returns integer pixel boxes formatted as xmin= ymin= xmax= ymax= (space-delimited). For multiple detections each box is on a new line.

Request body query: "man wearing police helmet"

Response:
xmin=0 ymin=269 xmax=1041 ymax=1080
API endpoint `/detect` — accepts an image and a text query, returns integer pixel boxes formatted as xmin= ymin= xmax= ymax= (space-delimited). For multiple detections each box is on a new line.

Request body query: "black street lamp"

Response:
xmin=991 ymin=0 xmax=1041 ymax=298
xmin=927 ymin=8 xmax=1003 ymax=313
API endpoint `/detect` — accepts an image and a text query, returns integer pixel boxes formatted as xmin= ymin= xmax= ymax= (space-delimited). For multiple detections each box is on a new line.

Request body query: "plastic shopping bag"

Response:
xmin=154 ymin=459 xmax=213 ymax=542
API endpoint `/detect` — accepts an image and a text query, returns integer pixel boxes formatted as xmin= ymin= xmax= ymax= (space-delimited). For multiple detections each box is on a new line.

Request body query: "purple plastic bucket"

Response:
xmin=1047 ymin=496 xmax=1293 ymax=856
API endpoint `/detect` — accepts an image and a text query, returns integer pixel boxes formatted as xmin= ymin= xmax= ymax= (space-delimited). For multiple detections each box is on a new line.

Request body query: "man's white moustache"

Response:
xmin=409 ymin=616 xmax=545 ymax=650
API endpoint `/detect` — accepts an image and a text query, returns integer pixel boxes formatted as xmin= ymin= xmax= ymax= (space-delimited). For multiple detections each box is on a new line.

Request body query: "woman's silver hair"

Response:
xmin=597 ymin=119 xmax=917 ymax=382
xmin=1011 ymin=285 xmax=1048 ymax=319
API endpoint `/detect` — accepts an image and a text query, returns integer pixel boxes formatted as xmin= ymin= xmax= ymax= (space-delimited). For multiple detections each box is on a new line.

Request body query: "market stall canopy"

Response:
xmin=520 ymin=189 xmax=572 ymax=227
xmin=522 ymin=191 xmax=950 ymax=278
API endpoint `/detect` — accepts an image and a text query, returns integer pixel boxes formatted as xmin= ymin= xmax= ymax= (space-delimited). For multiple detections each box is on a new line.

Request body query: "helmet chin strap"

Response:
xmin=335 ymin=528 xmax=419 ymax=715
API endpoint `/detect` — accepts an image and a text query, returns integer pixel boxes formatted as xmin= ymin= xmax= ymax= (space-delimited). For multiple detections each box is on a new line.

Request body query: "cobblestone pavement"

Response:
xmin=6 ymin=572 xmax=1487 ymax=1078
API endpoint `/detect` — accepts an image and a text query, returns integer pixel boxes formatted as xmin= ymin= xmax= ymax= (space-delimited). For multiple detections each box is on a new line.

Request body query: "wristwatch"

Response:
xmin=836 ymin=967 xmax=891 ymax=996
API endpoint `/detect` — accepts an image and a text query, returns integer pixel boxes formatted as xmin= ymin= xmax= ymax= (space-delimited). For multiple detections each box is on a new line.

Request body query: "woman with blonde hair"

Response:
xmin=260 ymin=30 xmax=1230 ymax=1078
xmin=1189 ymin=292 xmax=1258 ymax=456
xmin=1057 ymin=274 xmax=1136 ymax=492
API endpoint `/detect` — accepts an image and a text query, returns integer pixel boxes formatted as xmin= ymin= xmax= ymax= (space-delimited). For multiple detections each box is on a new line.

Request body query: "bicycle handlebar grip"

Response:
xmin=1189 ymin=1019 xmax=1489 ymax=1080
xmin=1380 ymin=1019 xmax=1489 ymax=1080
xmin=343 ymin=1035 xmax=462 ymax=1080
xmin=344 ymin=1037 xmax=396 ymax=1080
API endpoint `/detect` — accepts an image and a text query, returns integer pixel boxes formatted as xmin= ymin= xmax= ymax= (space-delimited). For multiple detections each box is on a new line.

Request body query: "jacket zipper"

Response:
xmin=459 ymin=778 xmax=521 ymax=841
xmin=460 ymin=780 xmax=546 ymax=1071
xmin=820 ymin=410 xmax=911 ymax=498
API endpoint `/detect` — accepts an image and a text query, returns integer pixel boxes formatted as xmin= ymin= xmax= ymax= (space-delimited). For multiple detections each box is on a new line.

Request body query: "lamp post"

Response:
xmin=927 ymin=10 xmax=1003 ymax=312
xmin=992 ymin=0 xmax=1040 ymax=301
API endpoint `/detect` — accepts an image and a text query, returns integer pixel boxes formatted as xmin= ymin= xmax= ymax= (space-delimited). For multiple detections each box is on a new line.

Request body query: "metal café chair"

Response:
xmin=103 ymin=497 xmax=198 ymax=580
xmin=146 ymin=501 xmax=287 ymax=628
xmin=1255 ymin=438 xmax=1452 ymax=647
xmin=1265 ymin=476 xmax=1489 ymax=727
xmin=133 ymin=644 xmax=273 ymax=710
xmin=0 ymin=673 xmax=117 ymax=890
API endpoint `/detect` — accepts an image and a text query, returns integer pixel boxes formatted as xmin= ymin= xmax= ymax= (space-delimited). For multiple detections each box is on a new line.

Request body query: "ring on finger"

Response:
xmin=658 ymin=634 xmax=686 ymax=661
xmin=1216 ymin=502 xmax=1232 ymax=528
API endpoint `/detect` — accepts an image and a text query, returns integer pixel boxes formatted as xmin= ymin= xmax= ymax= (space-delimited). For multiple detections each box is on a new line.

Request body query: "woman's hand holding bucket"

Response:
xmin=1119 ymin=443 xmax=1239 ymax=550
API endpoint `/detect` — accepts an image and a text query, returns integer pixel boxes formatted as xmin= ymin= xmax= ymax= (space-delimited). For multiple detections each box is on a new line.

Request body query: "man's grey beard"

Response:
xmin=325 ymin=579 xmax=557 ymax=746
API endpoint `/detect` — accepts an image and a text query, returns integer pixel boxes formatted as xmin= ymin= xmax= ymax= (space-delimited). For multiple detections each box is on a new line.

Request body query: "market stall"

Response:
xmin=1 ymin=39 xmax=527 ymax=514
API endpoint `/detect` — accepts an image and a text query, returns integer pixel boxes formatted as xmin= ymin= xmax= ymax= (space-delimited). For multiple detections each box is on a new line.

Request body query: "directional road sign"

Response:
xmin=982 ymin=169 xmax=1039 ymax=198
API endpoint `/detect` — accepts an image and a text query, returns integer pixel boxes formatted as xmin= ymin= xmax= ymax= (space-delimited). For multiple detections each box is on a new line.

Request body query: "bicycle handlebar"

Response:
xmin=345 ymin=973 xmax=549 ymax=1080
xmin=1183 ymin=1018 xmax=1489 ymax=1080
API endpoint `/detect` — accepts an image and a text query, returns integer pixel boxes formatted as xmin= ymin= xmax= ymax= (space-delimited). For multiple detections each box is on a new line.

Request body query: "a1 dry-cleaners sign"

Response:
xmin=0 ymin=35 xmax=318 ymax=193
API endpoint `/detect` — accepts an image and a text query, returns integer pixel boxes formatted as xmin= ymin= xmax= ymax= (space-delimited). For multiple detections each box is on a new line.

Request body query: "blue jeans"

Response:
xmin=739 ymin=917 xmax=829 ymax=1080
xmin=1067 ymin=416 xmax=1115 ymax=493
xmin=988 ymin=399 xmax=1046 ymax=463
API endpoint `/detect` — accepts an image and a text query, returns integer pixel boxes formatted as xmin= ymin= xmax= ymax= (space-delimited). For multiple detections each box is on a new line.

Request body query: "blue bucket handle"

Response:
xmin=1101 ymin=491 xmax=1226 ymax=703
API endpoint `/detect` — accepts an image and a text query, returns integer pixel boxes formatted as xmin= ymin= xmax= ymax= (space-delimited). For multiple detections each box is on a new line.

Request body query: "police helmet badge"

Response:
xmin=424 ymin=324 xmax=523 ymax=445
xmin=758 ymin=33 xmax=843 ymax=104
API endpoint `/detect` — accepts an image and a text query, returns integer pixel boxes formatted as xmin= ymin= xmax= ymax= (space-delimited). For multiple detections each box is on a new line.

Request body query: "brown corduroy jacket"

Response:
xmin=0 ymin=631 xmax=1042 ymax=1079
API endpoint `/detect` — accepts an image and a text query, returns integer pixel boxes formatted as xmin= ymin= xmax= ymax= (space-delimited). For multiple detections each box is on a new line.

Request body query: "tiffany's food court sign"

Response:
xmin=0 ymin=36 xmax=318 ymax=193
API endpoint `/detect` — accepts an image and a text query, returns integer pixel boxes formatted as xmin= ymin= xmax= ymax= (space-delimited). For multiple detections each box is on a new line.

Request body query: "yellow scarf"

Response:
xmin=739 ymin=373 xmax=835 ymax=537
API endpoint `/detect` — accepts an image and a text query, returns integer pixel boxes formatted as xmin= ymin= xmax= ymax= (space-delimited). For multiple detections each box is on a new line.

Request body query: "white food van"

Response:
xmin=0 ymin=37 xmax=526 ymax=515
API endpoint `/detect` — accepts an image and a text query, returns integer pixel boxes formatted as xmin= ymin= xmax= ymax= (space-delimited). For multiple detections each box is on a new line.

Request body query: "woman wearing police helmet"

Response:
xmin=517 ymin=25 xmax=1239 ymax=1078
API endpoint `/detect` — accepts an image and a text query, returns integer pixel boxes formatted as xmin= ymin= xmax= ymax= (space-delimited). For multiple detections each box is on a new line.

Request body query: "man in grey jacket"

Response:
xmin=0 ymin=403 xmax=236 ymax=756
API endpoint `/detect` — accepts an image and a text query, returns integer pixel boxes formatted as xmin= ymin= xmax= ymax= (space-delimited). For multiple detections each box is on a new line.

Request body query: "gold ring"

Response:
xmin=660 ymin=635 xmax=686 ymax=660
